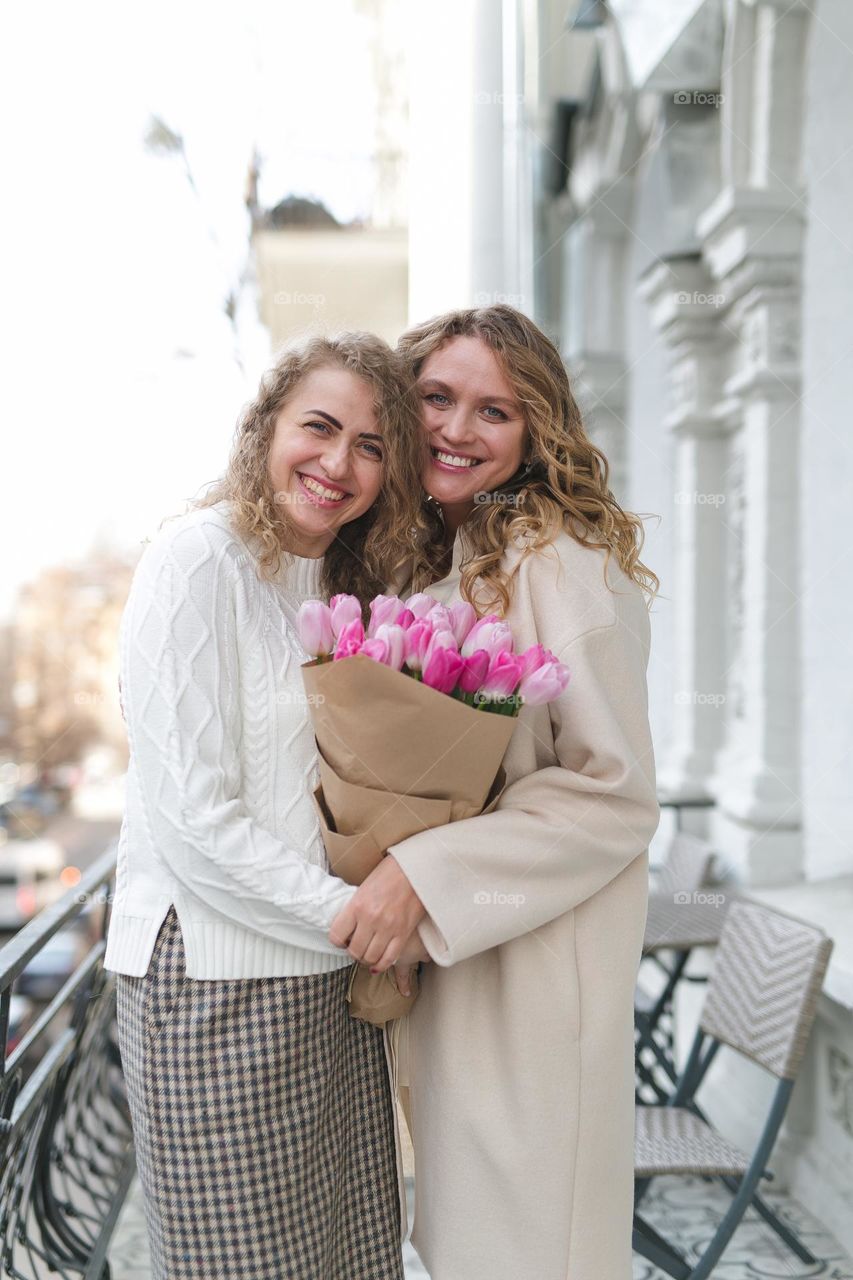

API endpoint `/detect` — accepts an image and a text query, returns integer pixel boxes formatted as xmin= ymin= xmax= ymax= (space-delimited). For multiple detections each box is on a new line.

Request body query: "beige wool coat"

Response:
xmin=386 ymin=522 xmax=660 ymax=1280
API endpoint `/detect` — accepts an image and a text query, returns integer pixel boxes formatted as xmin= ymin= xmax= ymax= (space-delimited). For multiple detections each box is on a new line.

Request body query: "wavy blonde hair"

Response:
xmin=192 ymin=332 xmax=430 ymax=603
xmin=398 ymin=305 xmax=660 ymax=615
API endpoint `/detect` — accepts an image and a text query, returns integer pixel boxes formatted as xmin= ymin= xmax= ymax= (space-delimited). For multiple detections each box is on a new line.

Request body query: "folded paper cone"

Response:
xmin=302 ymin=654 xmax=516 ymax=1025
xmin=302 ymin=654 xmax=515 ymax=820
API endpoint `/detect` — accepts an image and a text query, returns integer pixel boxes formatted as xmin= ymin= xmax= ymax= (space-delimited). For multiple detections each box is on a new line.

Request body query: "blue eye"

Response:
xmin=361 ymin=442 xmax=383 ymax=460
xmin=425 ymin=392 xmax=450 ymax=406
xmin=306 ymin=420 xmax=331 ymax=433
xmin=482 ymin=406 xmax=508 ymax=420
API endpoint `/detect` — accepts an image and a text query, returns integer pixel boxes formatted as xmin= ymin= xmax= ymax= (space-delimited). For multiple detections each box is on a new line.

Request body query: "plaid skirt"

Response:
xmin=115 ymin=905 xmax=404 ymax=1280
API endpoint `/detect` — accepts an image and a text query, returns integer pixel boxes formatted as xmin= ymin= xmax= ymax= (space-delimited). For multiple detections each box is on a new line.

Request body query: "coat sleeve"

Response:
xmin=387 ymin=612 xmax=659 ymax=965
xmin=122 ymin=519 xmax=357 ymax=955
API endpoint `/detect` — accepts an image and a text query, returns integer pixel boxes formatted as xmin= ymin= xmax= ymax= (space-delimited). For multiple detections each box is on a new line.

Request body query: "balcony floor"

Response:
xmin=110 ymin=1170 xmax=853 ymax=1278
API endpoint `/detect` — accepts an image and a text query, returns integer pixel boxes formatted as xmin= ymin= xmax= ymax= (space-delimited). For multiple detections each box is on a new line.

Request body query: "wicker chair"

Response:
xmin=632 ymin=898 xmax=833 ymax=1279
xmin=636 ymin=833 xmax=720 ymax=1099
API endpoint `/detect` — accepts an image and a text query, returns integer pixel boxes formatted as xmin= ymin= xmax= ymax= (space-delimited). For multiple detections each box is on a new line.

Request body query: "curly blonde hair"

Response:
xmin=398 ymin=305 xmax=660 ymax=614
xmin=192 ymin=332 xmax=431 ymax=603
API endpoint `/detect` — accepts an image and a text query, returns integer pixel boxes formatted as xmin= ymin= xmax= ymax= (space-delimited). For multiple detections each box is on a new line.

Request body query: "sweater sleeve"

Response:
xmin=122 ymin=520 xmax=356 ymax=956
xmin=387 ymin=612 xmax=660 ymax=965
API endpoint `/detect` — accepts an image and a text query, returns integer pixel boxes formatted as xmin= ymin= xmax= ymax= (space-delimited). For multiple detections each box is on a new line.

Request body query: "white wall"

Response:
xmin=624 ymin=162 xmax=676 ymax=817
xmin=800 ymin=0 xmax=853 ymax=881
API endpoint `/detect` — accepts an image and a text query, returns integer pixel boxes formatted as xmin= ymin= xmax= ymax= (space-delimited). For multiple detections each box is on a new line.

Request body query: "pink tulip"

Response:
xmin=367 ymin=594 xmax=406 ymax=636
xmin=359 ymin=637 xmax=390 ymax=664
xmin=374 ymin=623 xmax=406 ymax=671
xmin=422 ymin=645 xmax=464 ymax=695
xmin=333 ymin=618 xmax=365 ymax=660
xmin=329 ymin=593 xmax=362 ymax=636
xmin=403 ymin=619 xmax=434 ymax=672
xmin=448 ymin=601 xmax=477 ymax=646
xmin=397 ymin=608 xmax=415 ymax=630
xmin=424 ymin=602 xmax=451 ymax=632
xmin=297 ymin=600 xmax=334 ymax=658
xmin=517 ymin=643 xmax=551 ymax=681
xmin=424 ymin=627 xmax=458 ymax=672
xmin=518 ymin=660 xmax=571 ymax=705
xmin=457 ymin=649 xmax=490 ymax=694
xmin=406 ymin=593 xmax=437 ymax=619
xmin=460 ymin=614 xmax=500 ymax=655
xmin=461 ymin=618 xmax=513 ymax=661
xmin=479 ymin=651 xmax=524 ymax=700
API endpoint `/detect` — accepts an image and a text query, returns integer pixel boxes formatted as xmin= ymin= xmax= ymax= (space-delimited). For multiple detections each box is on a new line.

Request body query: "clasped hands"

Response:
xmin=329 ymin=853 xmax=430 ymax=997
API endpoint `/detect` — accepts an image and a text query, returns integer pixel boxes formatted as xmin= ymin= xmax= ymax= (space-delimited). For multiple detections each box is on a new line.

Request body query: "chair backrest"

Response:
xmin=652 ymin=832 xmax=715 ymax=898
xmin=699 ymin=899 xmax=833 ymax=1080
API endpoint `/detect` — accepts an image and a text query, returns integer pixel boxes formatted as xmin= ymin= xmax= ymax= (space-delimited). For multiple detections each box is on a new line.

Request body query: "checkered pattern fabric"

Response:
xmin=115 ymin=906 xmax=404 ymax=1279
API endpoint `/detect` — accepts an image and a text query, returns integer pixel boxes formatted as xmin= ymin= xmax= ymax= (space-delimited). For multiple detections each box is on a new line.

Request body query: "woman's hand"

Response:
xmin=393 ymin=931 xmax=432 ymax=997
xmin=329 ymin=854 xmax=426 ymax=971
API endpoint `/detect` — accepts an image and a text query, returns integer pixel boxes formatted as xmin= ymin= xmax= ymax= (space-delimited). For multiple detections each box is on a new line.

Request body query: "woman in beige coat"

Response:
xmin=329 ymin=305 xmax=661 ymax=1280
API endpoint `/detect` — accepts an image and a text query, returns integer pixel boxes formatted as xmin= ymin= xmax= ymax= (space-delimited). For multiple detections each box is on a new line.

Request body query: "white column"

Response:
xmin=561 ymin=180 xmax=634 ymax=497
xmin=639 ymin=257 xmax=730 ymax=804
xmin=694 ymin=0 xmax=811 ymax=884
xmin=406 ymin=0 xmax=506 ymax=322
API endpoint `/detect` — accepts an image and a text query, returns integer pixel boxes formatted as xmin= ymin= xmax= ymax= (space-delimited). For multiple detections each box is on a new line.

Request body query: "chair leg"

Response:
xmin=635 ymin=1022 xmax=677 ymax=1102
xmin=635 ymin=1012 xmax=679 ymax=1086
xmin=634 ymin=1175 xmax=654 ymax=1209
xmin=633 ymin=1212 xmax=691 ymax=1280
xmin=687 ymin=1082 xmax=795 ymax=1280
xmin=719 ymin=1175 xmax=818 ymax=1265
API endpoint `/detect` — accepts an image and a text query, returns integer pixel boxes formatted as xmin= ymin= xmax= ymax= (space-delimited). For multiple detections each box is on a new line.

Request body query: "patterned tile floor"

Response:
xmin=109 ymin=1171 xmax=853 ymax=1277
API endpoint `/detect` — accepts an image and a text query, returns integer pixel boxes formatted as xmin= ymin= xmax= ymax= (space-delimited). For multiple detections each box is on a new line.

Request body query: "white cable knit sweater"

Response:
xmin=103 ymin=500 xmax=357 ymax=979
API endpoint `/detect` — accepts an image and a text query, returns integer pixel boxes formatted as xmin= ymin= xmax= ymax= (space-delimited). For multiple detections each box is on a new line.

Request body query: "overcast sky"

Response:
xmin=1 ymin=0 xmax=380 ymax=618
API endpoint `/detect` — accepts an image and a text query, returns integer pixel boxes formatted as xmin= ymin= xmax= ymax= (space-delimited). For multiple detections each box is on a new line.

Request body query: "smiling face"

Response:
xmin=417 ymin=336 xmax=529 ymax=533
xmin=267 ymin=364 xmax=385 ymax=557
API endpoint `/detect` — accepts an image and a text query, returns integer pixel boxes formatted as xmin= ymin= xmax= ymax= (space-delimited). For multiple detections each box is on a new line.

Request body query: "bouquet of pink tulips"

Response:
xmin=299 ymin=591 xmax=570 ymax=713
xmin=297 ymin=591 xmax=570 ymax=1025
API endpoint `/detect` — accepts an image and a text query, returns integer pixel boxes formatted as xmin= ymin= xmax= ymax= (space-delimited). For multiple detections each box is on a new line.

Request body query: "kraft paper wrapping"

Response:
xmin=302 ymin=654 xmax=515 ymax=1024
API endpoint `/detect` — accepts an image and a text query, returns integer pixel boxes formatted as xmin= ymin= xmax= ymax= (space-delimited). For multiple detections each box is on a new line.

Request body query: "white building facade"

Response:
xmin=407 ymin=0 xmax=853 ymax=1251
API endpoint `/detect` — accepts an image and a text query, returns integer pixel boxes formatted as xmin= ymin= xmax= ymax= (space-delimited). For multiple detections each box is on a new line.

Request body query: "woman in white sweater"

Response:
xmin=105 ymin=332 xmax=430 ymax=1279
xmin=329 ymin=305 xmax=661 ymax=1279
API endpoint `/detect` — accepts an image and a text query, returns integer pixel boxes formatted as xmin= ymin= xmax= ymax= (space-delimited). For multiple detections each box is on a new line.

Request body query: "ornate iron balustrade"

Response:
xmin=0 ymin=846 xmax=134 ymax=1279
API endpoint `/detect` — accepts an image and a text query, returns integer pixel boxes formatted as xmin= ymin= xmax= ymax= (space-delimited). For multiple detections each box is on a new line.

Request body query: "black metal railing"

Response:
xmin=0 ymin=846 xmax=134 ymax=1279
